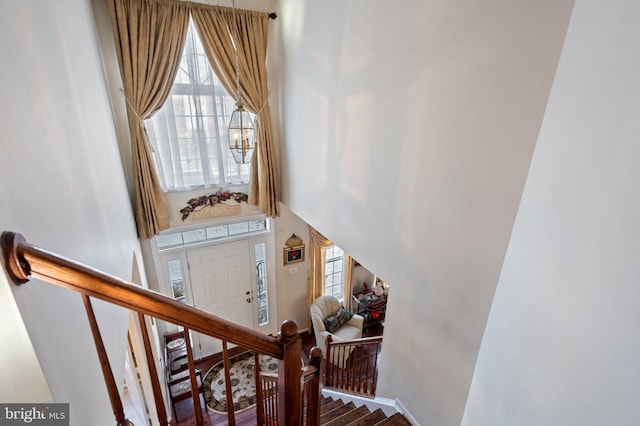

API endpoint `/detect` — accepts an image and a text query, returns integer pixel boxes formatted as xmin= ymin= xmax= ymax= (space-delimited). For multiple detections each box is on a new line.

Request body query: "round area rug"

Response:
xmin=203 ymin=351 xmax=278 ymax=413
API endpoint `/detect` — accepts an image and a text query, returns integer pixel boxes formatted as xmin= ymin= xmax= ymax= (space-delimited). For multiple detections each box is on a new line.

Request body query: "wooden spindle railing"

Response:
xmin=258 ymin=346 xmax=322 ymax=426
xmin=325 ymin=335 xmax=383 ymax=397
xmin=259 ymin=372 xmax=279 ymax=425
xmin=1 ymin=231 xmax=321 ymax=426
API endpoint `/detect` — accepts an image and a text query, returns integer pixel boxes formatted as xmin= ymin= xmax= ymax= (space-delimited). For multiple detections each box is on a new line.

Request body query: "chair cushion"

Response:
xmin=323 ymin=306 xmax=353 ymax=333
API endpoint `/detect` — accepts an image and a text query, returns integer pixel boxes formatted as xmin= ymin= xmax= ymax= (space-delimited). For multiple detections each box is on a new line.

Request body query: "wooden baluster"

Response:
xmin=358 ymin=345 xmax=364 ymax=393
xmin=255 ymin=352 xmax=265 ymax=425
xmin=262 ymin=378 xmax=268 ymax=425
xmin=371 ymin=342 xmax=380 ymax=395
xmin=82 ymin=295 xmax=129 ymax=426
xmin=182 ymin=328 xmax=203 ymax=426
xmin=362 ymin=345 xmax=373 ymax=394
xmin=325 ymin=335 xmax=332 ymax=388
xmin=222 ymin=341 xmax=236 ymax=426
xmin=277 ymin=320 xmax=301 ymax=426
xmin=273 ymin=379 xmax=278 ymax=425
xmin=339 ymin=346 xmax=346 ymax=389
xmin=269 ymin=380 xmax=275 ymax=425
xmin=137 ymin=313 xmax=168 ymax=425
xmin=266 ymin=379 xmax=272 ymax=425
xmin=305 ymin=347 xmax=323 ymax=426
xmin=348 ymin=345 xmax=352 ymax=389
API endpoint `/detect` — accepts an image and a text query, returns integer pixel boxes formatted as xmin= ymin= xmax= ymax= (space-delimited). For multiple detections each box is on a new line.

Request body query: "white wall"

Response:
xmin=462 ymin=1 xmax=640 ymax=424
xmin=273 ymin=203 xmax=311 ymax=332
xmin=274 ymin=0 xmax=574 ymax=424
xmin=0 ymin=1 xmax=144 ymax=425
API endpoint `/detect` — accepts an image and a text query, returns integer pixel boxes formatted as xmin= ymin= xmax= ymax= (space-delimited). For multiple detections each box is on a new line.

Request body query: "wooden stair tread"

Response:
xmin=321 ymin=399 xmax=345 ymax=413
xmin=320 ymin=401 xmax=356 ymax=424
xmin=373 ymin=412 xmax=412 ymax=425
xmin=345 ymin=408 xmax=387 ymax=426
xmin=322 ymin=396 xmax=334 ymax=406
xmin=324 ymin=404 xmax=371 ymax=426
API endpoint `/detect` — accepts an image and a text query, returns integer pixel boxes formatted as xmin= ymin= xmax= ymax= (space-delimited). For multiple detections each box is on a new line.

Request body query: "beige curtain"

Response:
xmin=343 ymin=255 xmax=354 ymax=311
xmin=191 ymin=4 xmax=279 ymax=218
xmin=108 ymin=0 xmax=190 ymax=239
xmin=308 ymin=227 xmax=355 ymax=328
xmin=308 ymin=226 xmax=333 ymax=308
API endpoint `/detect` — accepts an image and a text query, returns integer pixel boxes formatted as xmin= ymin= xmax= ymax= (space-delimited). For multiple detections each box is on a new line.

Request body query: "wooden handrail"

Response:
xmin=326 ymin=335 xmax=383 ymax=346
xmin=1 ymin=232 xmax=283 ymax=359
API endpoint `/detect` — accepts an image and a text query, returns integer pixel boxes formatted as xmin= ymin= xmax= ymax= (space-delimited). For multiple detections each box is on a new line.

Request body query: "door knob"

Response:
xmin=246 ymin=297 xmax=252 ymax=303
xmin=245 ymin=291 xmax=250 ymax=295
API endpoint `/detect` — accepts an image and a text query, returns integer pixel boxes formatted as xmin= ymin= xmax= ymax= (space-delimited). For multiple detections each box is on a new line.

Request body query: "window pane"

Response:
xmin=182 ymin=229 xmax=206 ymax=245
xmin=167 ymin=260 xmax=187 ymax=303
xmin=228 ymin=222 xmax=249 ymax=236
xmin=325 ymin=262 xmax=334 ymax=275
xmin=325 ymin=247 xmax=334 ymax=259
xmin=206 ymin=225 xmax=228 ymax=240
xmin=324 ymin=245 xmax=344 ymax=300
xmin=157 ymin=234 xmax=183 ymax=250
xmin=255 ymin=243 xmax=269 ymax=326
xmin=249 ymin=220 xmax=267 ymax=233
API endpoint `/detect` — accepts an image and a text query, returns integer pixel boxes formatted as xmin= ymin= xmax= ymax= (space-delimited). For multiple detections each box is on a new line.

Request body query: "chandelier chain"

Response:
xmin=232 ymin=0 xmax=241 ymax=104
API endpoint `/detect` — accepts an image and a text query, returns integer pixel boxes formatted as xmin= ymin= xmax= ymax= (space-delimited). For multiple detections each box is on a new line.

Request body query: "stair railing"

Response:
xmin=325 ymin=335 xmax=383 ymax=397
xmin=1 ymin=231 xmax=322 ymax=426
xmin=258 ymin=346 xmax=323 ymax=426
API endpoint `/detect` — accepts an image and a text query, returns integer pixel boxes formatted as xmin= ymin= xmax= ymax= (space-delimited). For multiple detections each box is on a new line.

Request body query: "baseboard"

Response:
xmin=394 ymin=398 xmax=421 ymax=426
xmin=321 ymin=388 xmax=421 ymax=425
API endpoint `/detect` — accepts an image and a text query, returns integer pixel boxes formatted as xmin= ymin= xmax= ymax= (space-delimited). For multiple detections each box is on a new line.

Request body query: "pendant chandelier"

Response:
xmin=228 ymin=0 xmax=255 ymax=164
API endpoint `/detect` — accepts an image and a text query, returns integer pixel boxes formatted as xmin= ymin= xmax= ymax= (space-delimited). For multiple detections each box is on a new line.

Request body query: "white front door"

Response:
xmin=187 ymin=239 xmax=255 ymax=358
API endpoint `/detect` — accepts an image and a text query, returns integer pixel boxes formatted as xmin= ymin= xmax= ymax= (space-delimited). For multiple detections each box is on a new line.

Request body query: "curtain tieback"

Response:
xmin=120 ymin=88 xmax=146 ymax=130
xmin=253 ymin=91 xmax=271 ymax=117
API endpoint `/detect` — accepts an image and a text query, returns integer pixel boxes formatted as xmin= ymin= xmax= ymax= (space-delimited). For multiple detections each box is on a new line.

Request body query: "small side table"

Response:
xmin=353 ymin=292 xmax=387 ymax=329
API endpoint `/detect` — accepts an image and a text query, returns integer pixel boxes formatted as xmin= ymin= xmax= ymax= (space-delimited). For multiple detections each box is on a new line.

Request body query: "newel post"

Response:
xmin=277 ymin=320 xmax=302 ymax=425
xmin=306 ymin=346 xmax=324 ymax=426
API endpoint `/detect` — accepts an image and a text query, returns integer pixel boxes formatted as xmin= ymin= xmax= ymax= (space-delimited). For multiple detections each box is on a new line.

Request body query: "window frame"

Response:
xmin=324 ymin=245 xmax=345 ymax=301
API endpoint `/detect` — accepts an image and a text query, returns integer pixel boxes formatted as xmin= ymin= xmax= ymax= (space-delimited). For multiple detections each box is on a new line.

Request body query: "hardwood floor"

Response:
xmin=172 ymin=326 xmax=384 ymax=425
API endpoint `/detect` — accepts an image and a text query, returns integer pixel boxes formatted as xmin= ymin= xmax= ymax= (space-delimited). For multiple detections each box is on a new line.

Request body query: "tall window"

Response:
xmin=145 ymin=20 xmax=251 ymax=192
xmin=324 ymin=245 xmax=345 ymax=300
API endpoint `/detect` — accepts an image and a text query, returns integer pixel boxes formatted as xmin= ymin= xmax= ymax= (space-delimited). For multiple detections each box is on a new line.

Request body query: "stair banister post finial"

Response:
xmin=1 ymin=231 xmax=31 ymax=284
xmin=277 ymin=320 xmax=302 ymax=425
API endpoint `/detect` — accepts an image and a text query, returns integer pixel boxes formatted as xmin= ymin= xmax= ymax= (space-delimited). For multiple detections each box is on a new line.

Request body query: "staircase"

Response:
xmin=319 ymin=396 xmax=411 ymax=426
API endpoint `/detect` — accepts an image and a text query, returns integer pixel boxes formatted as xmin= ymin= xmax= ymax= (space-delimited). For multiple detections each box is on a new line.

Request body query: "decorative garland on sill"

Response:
xmin=180 ymin=191 xmax=248 ymax=221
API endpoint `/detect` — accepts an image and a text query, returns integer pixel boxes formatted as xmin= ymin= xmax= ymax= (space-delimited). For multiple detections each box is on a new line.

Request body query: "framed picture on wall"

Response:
xmin=284 ymin=245 xmax=305 ymax=265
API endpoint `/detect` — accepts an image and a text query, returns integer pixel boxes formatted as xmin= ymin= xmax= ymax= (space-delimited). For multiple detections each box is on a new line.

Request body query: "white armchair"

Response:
xmin=310 ymin=295 xmax=364 ymax=367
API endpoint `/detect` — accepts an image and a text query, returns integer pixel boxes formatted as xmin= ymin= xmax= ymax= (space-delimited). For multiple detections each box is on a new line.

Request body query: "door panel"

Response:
xmin=187 ymin=240 xmax=254 ymax=358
